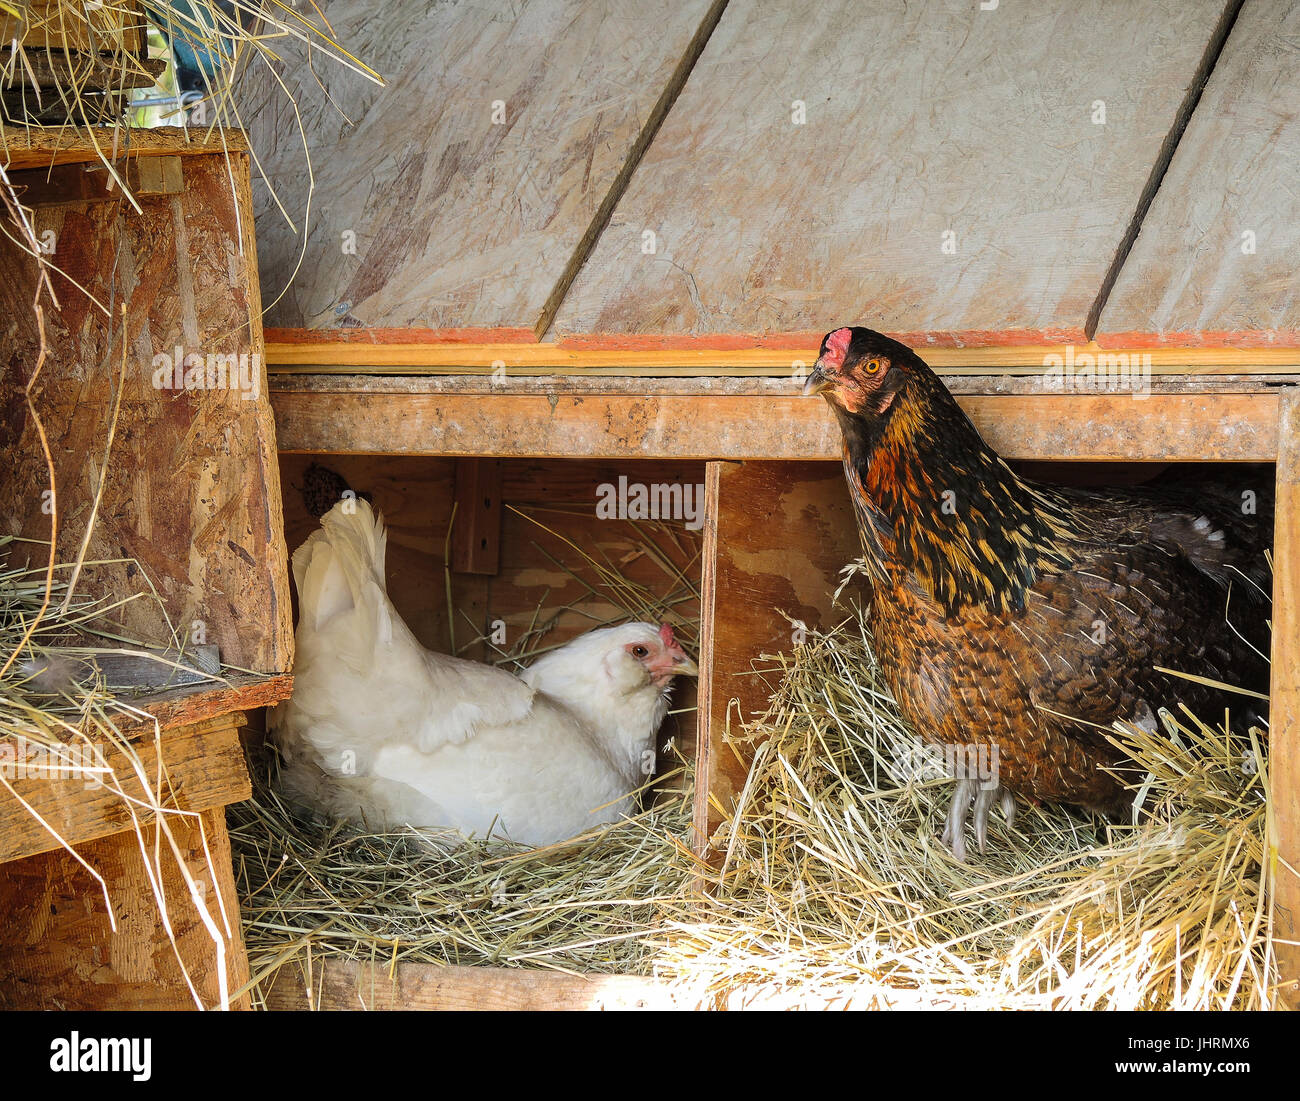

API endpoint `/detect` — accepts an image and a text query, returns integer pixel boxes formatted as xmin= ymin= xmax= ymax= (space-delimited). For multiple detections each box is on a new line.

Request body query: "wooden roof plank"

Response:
xmin=550 ymin=0 xmax=1232 ymax=340
xmin=1096 ymin=0 xmax=1300 ymax=344
xmin=234 ymin=0 xmax=717 ymax=332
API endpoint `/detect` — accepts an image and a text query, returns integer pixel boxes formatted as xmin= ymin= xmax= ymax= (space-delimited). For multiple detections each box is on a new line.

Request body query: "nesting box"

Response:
xmin=0 ymin=129 xmax=293 ymax=1010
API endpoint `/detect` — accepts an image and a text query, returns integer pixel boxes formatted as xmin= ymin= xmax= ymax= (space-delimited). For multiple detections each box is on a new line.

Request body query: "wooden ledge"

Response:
xmin=113 ymin=672 xmax=294 ymax=736
xmin=270 ymin=379 xmax=1286 ymax=462
xmin=0 ymin=125 xmax=249 ymax=172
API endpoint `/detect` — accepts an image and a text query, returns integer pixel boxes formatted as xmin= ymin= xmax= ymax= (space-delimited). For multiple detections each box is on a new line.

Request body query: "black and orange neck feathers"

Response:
xmin=837 ymin=360 xmax=1077 ymax=616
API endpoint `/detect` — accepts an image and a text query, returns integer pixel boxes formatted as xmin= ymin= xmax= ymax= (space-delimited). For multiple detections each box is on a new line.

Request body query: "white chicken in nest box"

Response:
xmin=270 ymin=497 xmax=698 ymax=847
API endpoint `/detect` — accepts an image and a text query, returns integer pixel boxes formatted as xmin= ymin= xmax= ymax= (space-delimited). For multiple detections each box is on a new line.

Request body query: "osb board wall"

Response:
xmin=0 ymin=806 xmax=249 ymax=1010
xmin=553 ymin=0 xmax=1231 ymax=340
xmin=1096 ymin=0 xmax=1300 ymax=344
xmin=0 ymin=150 xmax=292 ymax=673
xmin=278 ymin=455 xmax=704 ymax=760
xmin=234 ymin=0 xmax=716 ymax=332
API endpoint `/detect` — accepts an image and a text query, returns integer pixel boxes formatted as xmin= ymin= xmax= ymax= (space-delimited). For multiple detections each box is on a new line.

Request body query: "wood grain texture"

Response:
xmin=1272 ymin=389 xmax=1300 ymax=1009
xmin=0 ymin=125 xmax=249 ymax=171
xmin=1098 ymin=0 xmax=1300 ymax=344
xmin=451 ymin=459 xmax=503 ymax=575
xmin=113 ymin=673 xmax=294 ymax=736
xmin=234 ymin=0 xmax=715 ymax=331
xmin=263 ymin=958 xmax=687 ymax=1011
xmin=0 ymin=146 xmax=293 ymax=673
xmin=0 ymin=806 xmax=250 ymax=1010
xmin=270 ymin=387 xmax=1281 ymax=462
xmin=697 ymin=461 xmax=860 ymax=845
xmin=0 ymin=713 xmax=250 ymax=865
xmin=551 ymin=0 xmax=1230 ymax=339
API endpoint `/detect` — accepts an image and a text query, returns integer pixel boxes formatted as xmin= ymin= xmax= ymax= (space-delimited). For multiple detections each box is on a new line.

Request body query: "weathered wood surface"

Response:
xmin=271 ymin=385 xmax=1281 ymax=463
xmin=0 ymin=124 xmax=249 ymax=171
xmin=697 ymin=461 xmax=860 ymax=846
xmin=0 ymin=0 xmax=146 ymax=53
xmin=0 ymin=143 xmax=293 ymax=673
xmin=234 ymin=0 xmax=716 ymax=332
xmin=551 ymin=0 xmax=1230 ymax=341
xmin=113 ymin=673 xmax=294 ymax=736
xmin=263 ymin=958 xmax=689 ymax=1011
xmin=1272 ymin=389 xmax=1300 ymax=1009
xmin=451 ymin=459 xmax=504 ymax=576
xmin=0 ymin=806 xmax=250 ymax=1010
xmin=1098 ymin=0 xmax=1300 ymax=345
xmin=0 ymin=713 xmax=250 ymax=865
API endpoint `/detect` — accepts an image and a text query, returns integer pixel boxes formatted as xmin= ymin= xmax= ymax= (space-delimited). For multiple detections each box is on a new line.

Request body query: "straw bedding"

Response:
xmin=233 ymin=584 xmax=1280 ymax=1009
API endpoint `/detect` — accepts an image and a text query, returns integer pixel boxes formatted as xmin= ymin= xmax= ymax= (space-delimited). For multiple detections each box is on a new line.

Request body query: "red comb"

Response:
xmin=824 ymin=327 xmax=852 ymax=368
xmin=659 ymin=623 xmax=677 ymax=647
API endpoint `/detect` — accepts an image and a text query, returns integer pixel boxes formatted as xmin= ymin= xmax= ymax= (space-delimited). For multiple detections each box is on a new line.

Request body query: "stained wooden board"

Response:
xmin=0 ymin=125 xmax=249 ymax=171
xmin=696 ymin=461 xmax=860 ymax=847
xmin=263 ymin=958 xmax=688 ymax=1011
xmin=234 ymin=0 xmax=716 ymax=332
xmin=0 ymin=713 xmax=250 ymax=865
xmin=270 ymin=386 xmax=1282 ymax=463
xmin=1098 ymin=0 xmax=1300 ymax=345
xmin=0 ymin=1 xmax=146 ymax=54
xmin=113 ymin=673 xmax=294 ymax=736
xmin=0 ymin=144 xmax=293 ymax=673
xmin=264 ymin=337 xmax=1300 ymax=371
xmin=0 ymin=806 xmax=250 ymax=1010
xmin=551 ymin=0 xmax=1230 ymax=340
xmin=1272 ymin=389 xmax=1300 ymax=1009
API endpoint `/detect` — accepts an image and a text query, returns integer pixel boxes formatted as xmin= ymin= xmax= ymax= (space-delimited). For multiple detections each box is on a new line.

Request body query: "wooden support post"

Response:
xmin=451 ymin=458 xmax=503 ymax=575
xmin=695 ymin=460 xmax=860 ymax=853
xmin=1273 ymin=389 xmax=1300 ymax=1009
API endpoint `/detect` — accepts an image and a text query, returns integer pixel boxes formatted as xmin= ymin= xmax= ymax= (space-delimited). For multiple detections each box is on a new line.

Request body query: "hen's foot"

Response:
xmin=940 ymin=780 xmax=1016 ymax=862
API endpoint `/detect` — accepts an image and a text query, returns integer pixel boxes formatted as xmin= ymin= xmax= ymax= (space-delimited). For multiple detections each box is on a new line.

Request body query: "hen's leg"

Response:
xmin=942 ymin=782 xmax=1017 ymax=861
xmin=974 ymin=783 xmax=1016 ymax=856
xmin=940 ymin=779 xmax=976 ymax=862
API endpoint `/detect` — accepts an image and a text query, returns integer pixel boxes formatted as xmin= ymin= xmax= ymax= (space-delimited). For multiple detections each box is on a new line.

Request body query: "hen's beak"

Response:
xmin=802 ymin=361 xmax=831 ymax=396
xmin=673 ymin=653 xmax=699 ymax=678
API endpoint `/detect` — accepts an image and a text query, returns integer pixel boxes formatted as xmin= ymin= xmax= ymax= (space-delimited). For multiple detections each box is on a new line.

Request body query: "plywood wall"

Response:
xmin=552 ymin=0 xmax=1230 ymax=342
xmin=235 ymin=0 xmax=716 ymax=333
xmin=1097 ymin=0 xmax=1300 ymax=344
xmin=0 ymin=148 xmax=292 ymax=673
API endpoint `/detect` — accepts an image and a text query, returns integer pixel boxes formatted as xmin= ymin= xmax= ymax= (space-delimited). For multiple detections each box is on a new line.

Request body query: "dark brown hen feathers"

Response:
xmin=807 ymin=327 xmax=1270 ymax=818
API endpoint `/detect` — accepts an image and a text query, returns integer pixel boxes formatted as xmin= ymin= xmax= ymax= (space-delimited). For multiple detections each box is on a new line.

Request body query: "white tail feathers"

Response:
xmin=292 ymin=498 xmax=390 ymax=638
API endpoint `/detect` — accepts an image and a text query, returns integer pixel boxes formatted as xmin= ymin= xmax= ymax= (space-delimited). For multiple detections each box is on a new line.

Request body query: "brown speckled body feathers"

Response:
xmin=829 ymin=334 xmax=1271 ymax=817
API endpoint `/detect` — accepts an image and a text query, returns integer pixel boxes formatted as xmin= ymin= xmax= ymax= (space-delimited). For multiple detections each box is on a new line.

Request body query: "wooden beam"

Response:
xmin=0 ymin=712 xmax=251 ymax=865
xmin=1272 ymin=388 xmax=1300 ymax=1010
xmin=270 ymin=387 xmax=1281 ymax=463
xmin=451 ymin=459 xmax=503 ymax=575
xmin=0 ymin=125 xmax=249 ymax=172
xmin=265 ymin=337 xmax=1300 ymax=373
xmin=262 ymin=958 xmax=688 ymax=1011
xmin=114 ymin=673 xmax=294 ymax=736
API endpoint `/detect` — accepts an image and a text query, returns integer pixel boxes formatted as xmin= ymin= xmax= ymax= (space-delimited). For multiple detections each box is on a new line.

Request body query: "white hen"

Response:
xmin=270 ymin=498 xmax=697 ymax=846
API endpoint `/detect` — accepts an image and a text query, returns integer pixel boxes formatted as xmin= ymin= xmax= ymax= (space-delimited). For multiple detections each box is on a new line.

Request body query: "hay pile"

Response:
xmin=229 ymin=746 xmax=698 ymax=999
xmin=654 ymin=607 xmax=1279 ymax=1010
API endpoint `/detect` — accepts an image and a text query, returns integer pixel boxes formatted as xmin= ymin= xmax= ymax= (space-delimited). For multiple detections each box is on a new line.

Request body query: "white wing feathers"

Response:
xmin=274 ymin=499 xmax=535 ymax=766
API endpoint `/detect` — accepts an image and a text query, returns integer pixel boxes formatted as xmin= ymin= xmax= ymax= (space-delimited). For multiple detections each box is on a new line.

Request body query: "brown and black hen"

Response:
xmin=805 ymin=326 xmax=1271 ymax=860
